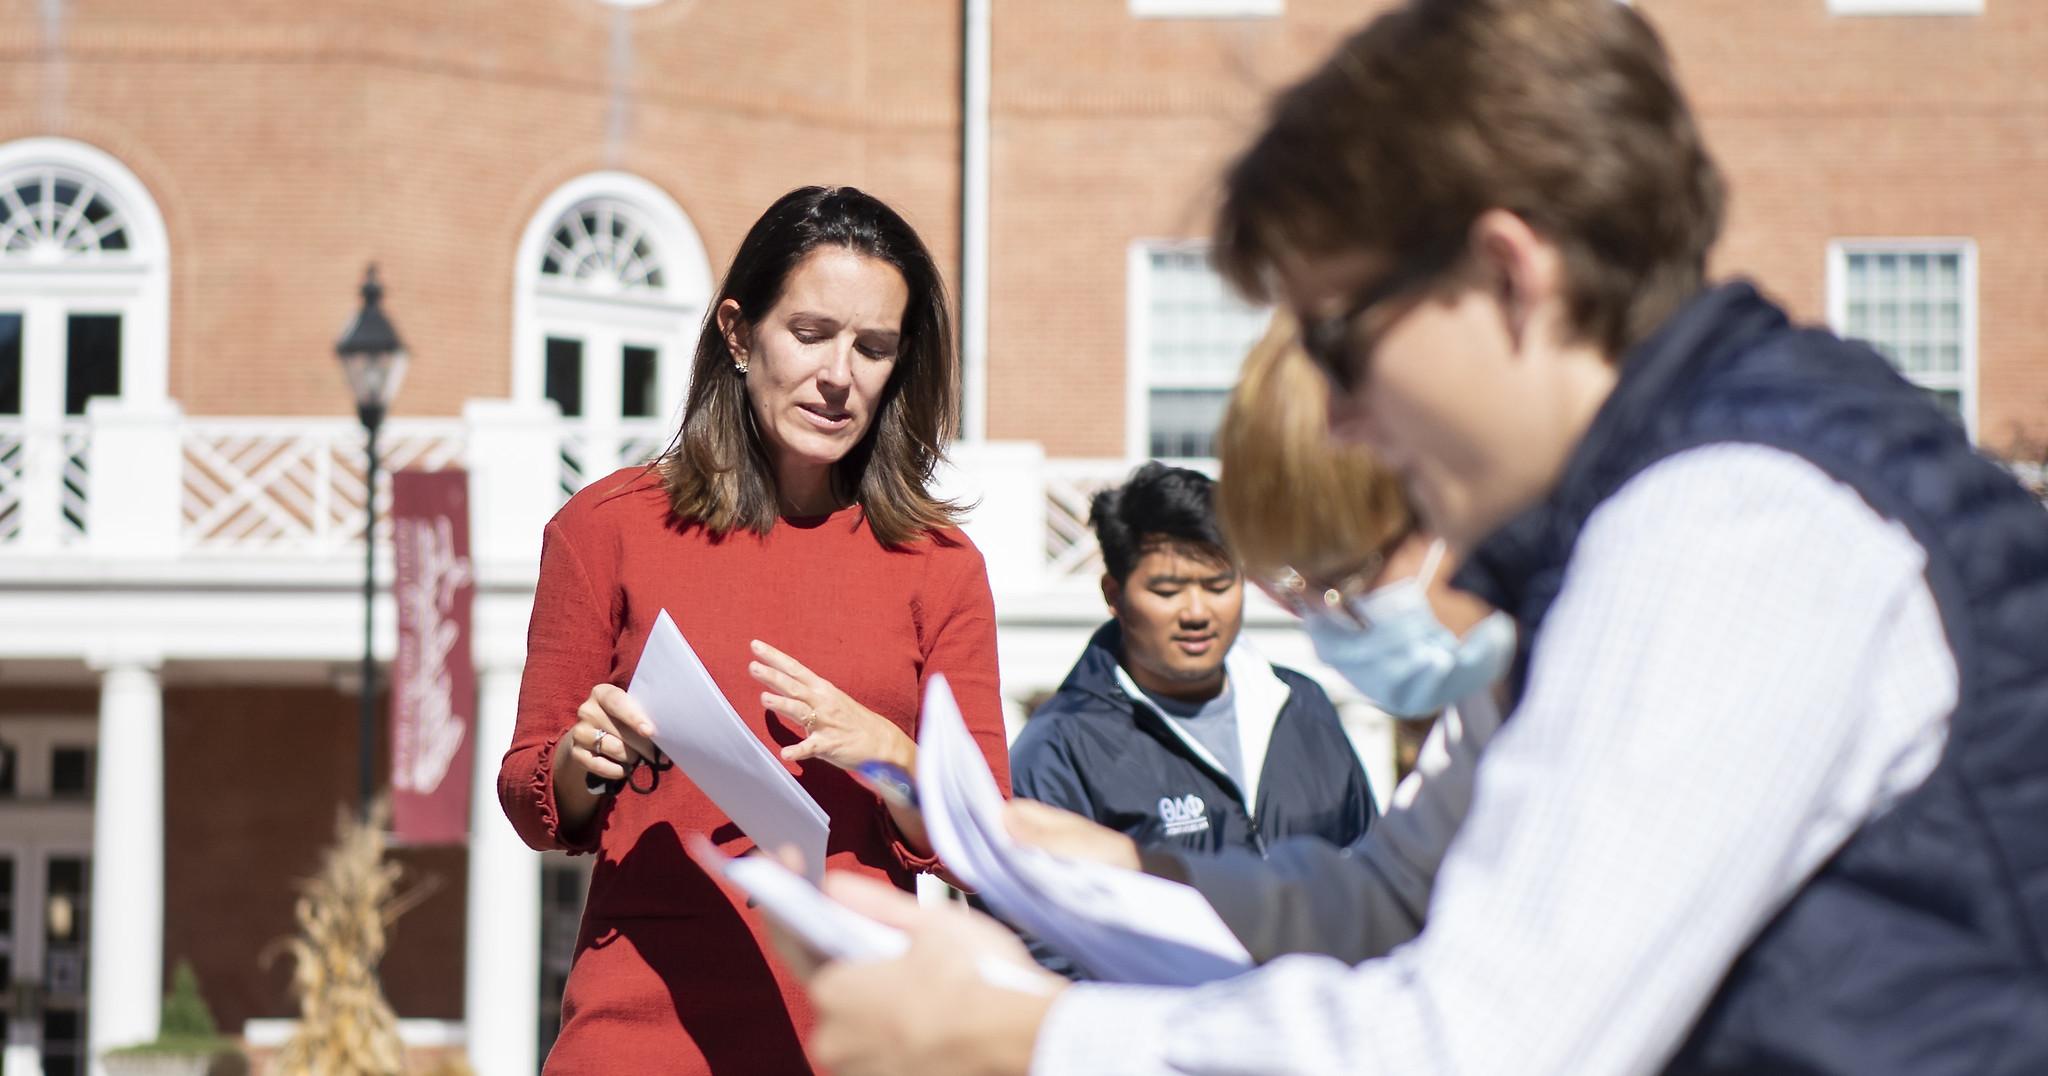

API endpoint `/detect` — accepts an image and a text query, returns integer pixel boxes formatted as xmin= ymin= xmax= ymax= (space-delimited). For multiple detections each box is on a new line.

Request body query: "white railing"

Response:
xmin=0 ymin=419 xmax=23 ymax=543
xmin=558 ymin=419 xmax=671 ymax=500
xmin=180 ymin=418 xmax=468 ymax=555
xmin=0 ymin=418 xmax=91 ymax=549
xmin=0 ymin=413 xmax=1227 ymax=585
xmin=1042 ymin=458 xmax=1137 ymax=578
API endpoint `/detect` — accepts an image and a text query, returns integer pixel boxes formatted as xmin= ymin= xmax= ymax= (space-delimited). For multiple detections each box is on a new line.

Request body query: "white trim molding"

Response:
xmin=1131 ymin=0 xmax=1282 ymax=18
xmin=1827 ymin=0 xmax=1982 ymax=15
xmin=1826 ymin=237 xmax=1980 ymax=441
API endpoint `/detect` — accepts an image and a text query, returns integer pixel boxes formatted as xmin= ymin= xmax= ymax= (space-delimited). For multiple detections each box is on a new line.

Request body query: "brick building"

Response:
xmin=0 ymin=1 xmax=2038 ymax=1073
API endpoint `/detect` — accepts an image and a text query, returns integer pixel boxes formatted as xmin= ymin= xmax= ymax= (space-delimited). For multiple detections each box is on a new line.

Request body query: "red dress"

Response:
xmin=498 ymin=468 xmax=1012 ymax=1074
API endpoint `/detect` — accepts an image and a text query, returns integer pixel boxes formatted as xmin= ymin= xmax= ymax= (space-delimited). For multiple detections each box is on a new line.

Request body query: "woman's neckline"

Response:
xmin=777 ymin=500 xmax=863 ymax=528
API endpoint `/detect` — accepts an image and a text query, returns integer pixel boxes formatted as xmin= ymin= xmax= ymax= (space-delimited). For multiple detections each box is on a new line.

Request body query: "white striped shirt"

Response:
xmin=1033 ymin=444 xmax=1958 ymax=1075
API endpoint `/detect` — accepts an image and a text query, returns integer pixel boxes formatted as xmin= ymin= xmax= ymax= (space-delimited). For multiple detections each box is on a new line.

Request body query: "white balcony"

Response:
xmin=0 ymin=401 xmax=1139 ymax=598
xmin=0 ymin=400 xmax=1410 ymax=801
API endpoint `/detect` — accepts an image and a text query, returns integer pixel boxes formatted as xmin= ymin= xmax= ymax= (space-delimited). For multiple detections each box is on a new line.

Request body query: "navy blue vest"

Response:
xmin=1455 ymin=283 xmax=2048 ymax=1074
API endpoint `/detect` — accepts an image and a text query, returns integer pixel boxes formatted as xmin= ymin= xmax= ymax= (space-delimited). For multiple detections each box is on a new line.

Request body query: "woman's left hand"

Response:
xmin=750 ymin=639 xmax=917 ymax=773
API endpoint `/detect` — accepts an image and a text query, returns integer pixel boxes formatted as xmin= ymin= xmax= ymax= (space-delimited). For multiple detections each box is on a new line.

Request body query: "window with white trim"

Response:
xmin=1129 ymin=243 xmax=1271 ymax=461
xmin=1828 ymin=240 xmax=1977 ymax=435
xmin=514 ymin=174 xmax=711 ymax=497
xmin=0 ymin=139 xmax=170 ymax=547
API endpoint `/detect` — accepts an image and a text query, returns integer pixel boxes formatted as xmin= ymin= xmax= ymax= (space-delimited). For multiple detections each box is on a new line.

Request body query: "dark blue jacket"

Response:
xmin=1012 ymin=621 xmax=1377 ymax=862
xmin=1457 ymin=282 xmax=2048 ymax=1074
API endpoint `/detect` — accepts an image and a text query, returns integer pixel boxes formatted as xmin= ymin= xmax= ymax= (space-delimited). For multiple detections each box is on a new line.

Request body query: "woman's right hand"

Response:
xmin=556 ymin=683 xmax=661 ymax=791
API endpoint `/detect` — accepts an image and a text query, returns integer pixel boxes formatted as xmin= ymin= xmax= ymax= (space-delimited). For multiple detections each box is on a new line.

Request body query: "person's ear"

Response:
xmin=1469 ymin=209 xmax=1565 ymax=356
xmin=716 ymin=299 xmax=750 ymax=370
xmin=1100 ymin=572 xmax=1123 ymax=616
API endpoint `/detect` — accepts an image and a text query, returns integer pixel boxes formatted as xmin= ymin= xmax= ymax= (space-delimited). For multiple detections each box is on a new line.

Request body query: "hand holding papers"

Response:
xmin=628 ymin=610 xmax=831 ymax=880
xmin=916 ymin=674 xmax=1252 ymax=986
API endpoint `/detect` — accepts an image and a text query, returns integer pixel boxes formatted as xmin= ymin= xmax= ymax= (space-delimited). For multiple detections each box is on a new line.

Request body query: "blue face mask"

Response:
xmin=1303 ymin=541 xmax=1516 ymax=719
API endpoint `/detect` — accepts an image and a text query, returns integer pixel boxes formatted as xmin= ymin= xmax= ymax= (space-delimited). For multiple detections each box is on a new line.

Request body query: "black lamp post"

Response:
xmin=336 ymin=265 xmax=408 ymax=817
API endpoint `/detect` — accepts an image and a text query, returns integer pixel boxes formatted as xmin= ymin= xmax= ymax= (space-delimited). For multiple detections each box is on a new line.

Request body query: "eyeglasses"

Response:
xmin=1297 ymin=249 xmax=1458 ymax=396
xmin=1265 ymin=526 xmax=1415 ymax=629
xmin=1267 ymin=561 xmax=1382 ymax=629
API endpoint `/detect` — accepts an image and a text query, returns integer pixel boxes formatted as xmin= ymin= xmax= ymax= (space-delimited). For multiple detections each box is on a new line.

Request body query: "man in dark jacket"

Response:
xmin=1009 ymin=462 xmax=1376 ymax=974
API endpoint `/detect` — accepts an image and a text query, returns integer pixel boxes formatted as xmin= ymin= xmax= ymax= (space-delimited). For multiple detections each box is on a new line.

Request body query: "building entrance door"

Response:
xmin=0 ymin=719 xmax=97 ymax=1076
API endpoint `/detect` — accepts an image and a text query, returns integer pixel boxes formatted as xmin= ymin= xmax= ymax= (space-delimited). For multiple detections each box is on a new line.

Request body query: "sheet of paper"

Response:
xmin=630 ymin=609 xmax=830 ymax=881
xmin=686 ymin=835 xmax=906 ymax=961
xmin=916 ymin=674 xmax=1254 ymax=986
xmin=686 ymin=835 xmax=1056 ymax=995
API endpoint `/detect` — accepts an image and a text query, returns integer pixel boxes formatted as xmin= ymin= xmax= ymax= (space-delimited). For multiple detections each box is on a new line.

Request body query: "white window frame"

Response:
xmin=1125 ymin=239 xmax=1270 ymax=463
xmin=0 ymin=137 xmax=172 ymax=410
xmin=512 ymin=172 xmax=712 ymax=489
xmin=1130 ymin=0 xmax=1281 ymax=18
xmin=1827 ymin=0 xmax=1981 ymax=15
xmin=1826 ymin=237 xmax=1979 ymax=441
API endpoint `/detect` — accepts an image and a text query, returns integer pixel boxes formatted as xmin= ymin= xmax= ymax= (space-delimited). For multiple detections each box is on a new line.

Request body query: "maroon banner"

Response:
xmin=390 ymin=469 xmax=477 ymax=844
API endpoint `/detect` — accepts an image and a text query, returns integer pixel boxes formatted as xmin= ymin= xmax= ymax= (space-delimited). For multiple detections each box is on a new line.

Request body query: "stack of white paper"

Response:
xmin=685 ymin=834 xmax=1056 ymax=995
xmin=916 ymin=674 xmax=1253 ymax=986
xmin=629 ymin=610 xmax=831 ymax=881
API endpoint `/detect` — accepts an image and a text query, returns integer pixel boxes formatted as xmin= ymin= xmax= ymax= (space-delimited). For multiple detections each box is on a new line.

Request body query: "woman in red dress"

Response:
xmin=498 ymin=186 xmax=1011 ymax=1073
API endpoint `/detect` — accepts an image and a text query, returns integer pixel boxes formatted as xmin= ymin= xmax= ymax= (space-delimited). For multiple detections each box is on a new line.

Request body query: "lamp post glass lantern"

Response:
xmin=336 ymin=265 xmax=408 ymax=817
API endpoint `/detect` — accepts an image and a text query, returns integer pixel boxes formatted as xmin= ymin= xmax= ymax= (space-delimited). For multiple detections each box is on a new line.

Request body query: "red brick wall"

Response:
xmin=985 ymin=0 xmax=2045 ymax=456
xmin=0 ymin=0 xmax=963 ymax=420
xmin=1648 ymin=0 xmax=2048 ymax=451
xmin=163 ymin=683 xmax=465 ymax=1028
xmin=2 ymin=1 xmax=2035 ymax=453
xmin=983 ymin=0 xmax=1383 ymax=454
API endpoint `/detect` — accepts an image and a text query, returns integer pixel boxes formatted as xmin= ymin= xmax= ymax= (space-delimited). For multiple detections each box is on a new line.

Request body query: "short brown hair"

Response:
xmin=656 ymin=186 xmax=961 ymax=547
xmin=1215 ymin=317 xmax=1411 ymax=581
xmin=1215 ymin=0 xmax=1724 ymax=356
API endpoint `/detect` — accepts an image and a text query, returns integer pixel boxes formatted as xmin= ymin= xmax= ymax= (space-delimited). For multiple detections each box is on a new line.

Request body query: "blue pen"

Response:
xmin=854 ymin=759 xmax=919 ymax=810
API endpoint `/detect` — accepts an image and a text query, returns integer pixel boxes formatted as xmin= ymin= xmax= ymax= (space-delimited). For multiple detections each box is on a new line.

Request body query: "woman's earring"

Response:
xmin=733 ymin=356 xmax=749 ymax=374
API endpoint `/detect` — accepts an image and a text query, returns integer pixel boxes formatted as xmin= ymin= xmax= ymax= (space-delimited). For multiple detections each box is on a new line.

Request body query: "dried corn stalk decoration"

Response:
xmin=274 ymin=800 xmax=437 ymax=1076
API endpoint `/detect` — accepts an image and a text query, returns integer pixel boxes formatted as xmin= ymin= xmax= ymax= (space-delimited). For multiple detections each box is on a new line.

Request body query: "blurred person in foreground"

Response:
xmin=497 ymin=186 xmax=1010 ymax=1073
xmin=1007 ymin=456 xmax=1377 ymax=976
xmin=774 ymin=1 xmax=2048 ymax=1073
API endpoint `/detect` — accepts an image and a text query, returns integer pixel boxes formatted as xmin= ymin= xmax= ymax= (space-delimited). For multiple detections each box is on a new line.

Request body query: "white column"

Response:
xmin=87 ymin=656 xmax=165 ymax=1072
xmin=464 ymin=664 xmax=541 ymax=1076
xmin=85 ymin=397 xmax=186 ymax=557
xmin=462 ymin=399 xmax=564 ymax=572
xmin=936 ymin=440 xmax=1048 ymax=598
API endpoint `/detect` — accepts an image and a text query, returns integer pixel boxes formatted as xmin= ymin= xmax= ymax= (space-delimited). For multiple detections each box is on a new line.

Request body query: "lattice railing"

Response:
xmin=0 ymin=418 xmax=90 ymax=547
xmin=1043 ymin=459 xmax=1138 ymax=578
xmin=0 ymin=420 xmax=23 ymax=543
xmin=181 ymin=419 xmax=466 ymax=555
xmin=58 ymin=420 xmax=89 ymax=545
xmin=558 ymin=419 xmax=669 ymax=501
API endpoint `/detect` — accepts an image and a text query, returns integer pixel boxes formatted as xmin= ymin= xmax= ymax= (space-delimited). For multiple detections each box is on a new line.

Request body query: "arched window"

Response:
xmin=0 ymin=138 xmax=169 ymax=546
xmin=513 ymin=173 xmax=710 ymax=496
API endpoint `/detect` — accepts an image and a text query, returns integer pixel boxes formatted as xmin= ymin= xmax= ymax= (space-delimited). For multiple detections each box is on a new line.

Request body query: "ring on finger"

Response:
xmin=592 ymin=729 xmax=611 ymax=756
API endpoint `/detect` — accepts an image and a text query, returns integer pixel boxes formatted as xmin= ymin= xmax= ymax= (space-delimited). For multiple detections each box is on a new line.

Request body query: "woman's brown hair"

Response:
xmin=655 ymin=186 xmax=961 ymax=547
